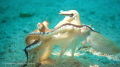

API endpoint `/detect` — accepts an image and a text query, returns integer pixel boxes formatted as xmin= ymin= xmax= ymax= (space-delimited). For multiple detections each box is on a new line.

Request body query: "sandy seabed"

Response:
xmin=0 ymin=0 xmax=120 ymax=67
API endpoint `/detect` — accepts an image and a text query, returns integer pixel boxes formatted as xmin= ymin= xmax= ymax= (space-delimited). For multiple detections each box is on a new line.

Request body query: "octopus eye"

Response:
xmin=70 ymin=13 xmax=74 ymax=17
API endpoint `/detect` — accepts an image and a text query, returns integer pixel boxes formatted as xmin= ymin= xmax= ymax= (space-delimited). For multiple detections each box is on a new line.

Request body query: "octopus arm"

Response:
xmin=42 ymin=25 xmax=74 ymax=38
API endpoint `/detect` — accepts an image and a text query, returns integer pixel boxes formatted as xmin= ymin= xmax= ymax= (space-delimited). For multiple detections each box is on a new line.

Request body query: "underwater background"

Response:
xmin=0 ymin=0 xmax=120 ymax=67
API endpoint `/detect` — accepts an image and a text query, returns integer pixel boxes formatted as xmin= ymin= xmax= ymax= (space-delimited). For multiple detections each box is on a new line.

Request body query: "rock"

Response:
xmin=19 ymin=12 xmax=34 ymax=18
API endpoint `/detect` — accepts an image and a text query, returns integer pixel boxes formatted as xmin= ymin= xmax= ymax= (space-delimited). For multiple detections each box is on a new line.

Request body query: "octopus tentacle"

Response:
xmin=28 ymin=23 xmax=99 ymax=37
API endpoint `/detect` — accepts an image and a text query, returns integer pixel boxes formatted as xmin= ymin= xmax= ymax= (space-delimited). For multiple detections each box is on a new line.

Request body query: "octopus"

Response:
xmin=23 ymin=10 xmax=120 ymax=67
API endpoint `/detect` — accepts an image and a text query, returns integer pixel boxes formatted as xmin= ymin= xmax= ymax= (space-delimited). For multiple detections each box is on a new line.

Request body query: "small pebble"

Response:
xmin=8 ymin=49 xmax=13 ymax=53
xmin=23 ymin=28 xmax=29 ymax=33
xmin=1 ymin=20 xmax=7 ymax=23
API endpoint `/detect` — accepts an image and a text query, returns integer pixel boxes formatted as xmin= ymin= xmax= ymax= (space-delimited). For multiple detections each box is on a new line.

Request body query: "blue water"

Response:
xmin=0 ymin=0 xmax=120 ymax=67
